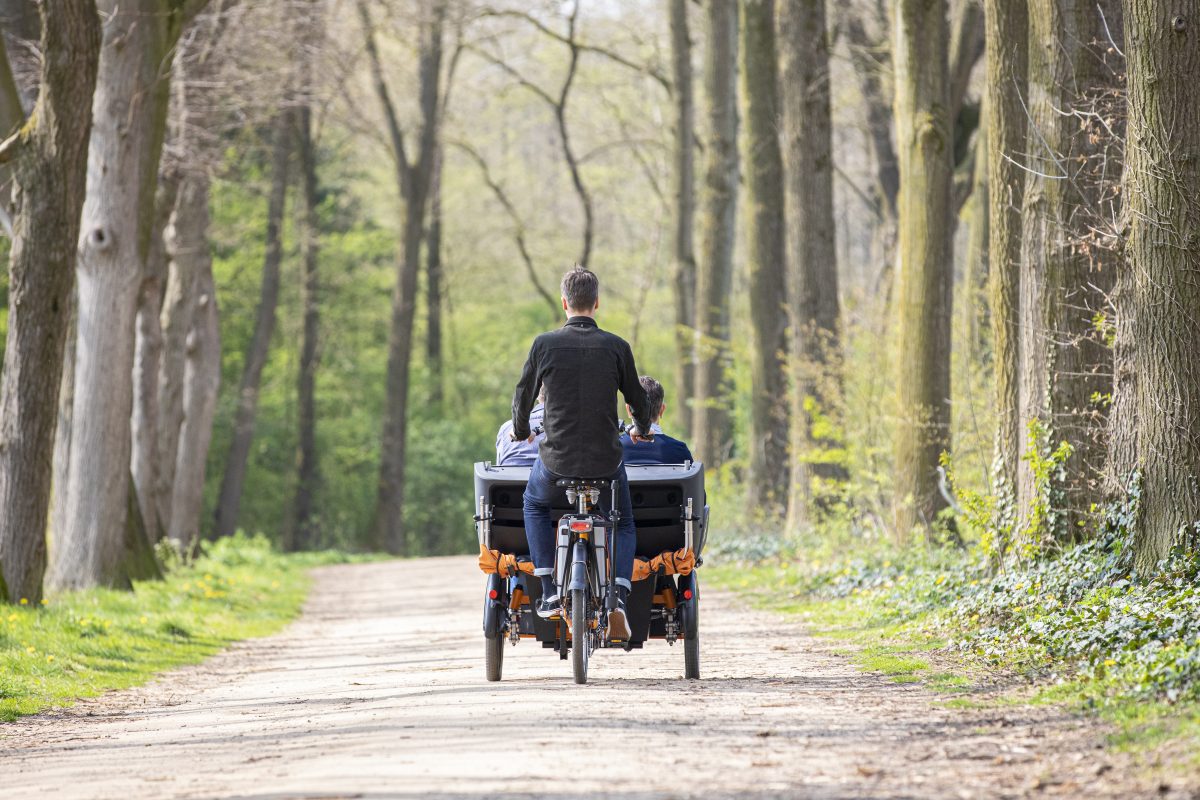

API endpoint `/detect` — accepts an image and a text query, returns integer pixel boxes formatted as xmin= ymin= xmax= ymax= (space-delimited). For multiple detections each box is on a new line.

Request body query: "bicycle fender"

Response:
xmin=568 ymin=540 xmax=589 ymax=592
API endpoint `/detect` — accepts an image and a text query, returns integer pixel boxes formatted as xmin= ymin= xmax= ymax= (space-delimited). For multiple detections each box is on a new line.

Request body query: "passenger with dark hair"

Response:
xmin=510 ymin=265 xmax=653 ymax=639
xmin=619 ymin=375 xmax=693 ymax=465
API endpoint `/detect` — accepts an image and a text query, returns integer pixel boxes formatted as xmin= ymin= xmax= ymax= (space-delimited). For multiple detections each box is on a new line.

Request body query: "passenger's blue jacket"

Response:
xmin=620 ymin=423 xmax=693 ymax=465
xmin=496 ymin=403 xmax=545 ymax=466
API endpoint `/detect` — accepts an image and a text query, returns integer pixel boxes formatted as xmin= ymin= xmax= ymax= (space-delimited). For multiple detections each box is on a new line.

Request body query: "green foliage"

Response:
xmin=944 ymin=418 xmax=1073 ymax=564
xmin=0 ymin=533 xmax=356 ymax=722
xmin=711 ymin=476 xmax=1200 ymax=716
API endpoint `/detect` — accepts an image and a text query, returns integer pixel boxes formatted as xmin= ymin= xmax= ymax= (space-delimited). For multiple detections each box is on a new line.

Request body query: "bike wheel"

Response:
xmin=571 ymin=588 xmax=589 ymax=684
xmin=683 ymin=594 xmax=700 ymax=680
xmin=485 ymin=634 xmax=505 ymax=681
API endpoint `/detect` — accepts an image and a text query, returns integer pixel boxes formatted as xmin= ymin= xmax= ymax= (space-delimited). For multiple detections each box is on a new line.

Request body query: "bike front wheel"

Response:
xmin=571 ymin=588 xmax=589 ymax=684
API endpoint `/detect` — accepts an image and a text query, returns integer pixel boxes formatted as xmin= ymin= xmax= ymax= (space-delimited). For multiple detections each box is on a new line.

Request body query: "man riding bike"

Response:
xmin=510 ymin=265 xmax=653 ymax=641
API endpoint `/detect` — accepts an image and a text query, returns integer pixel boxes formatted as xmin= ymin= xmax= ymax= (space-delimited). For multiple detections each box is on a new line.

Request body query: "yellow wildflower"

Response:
xmin=19 ymin=598 xmax=28 ymax=605
xmin=1104 ymin=658 xmax=1116 ymax=667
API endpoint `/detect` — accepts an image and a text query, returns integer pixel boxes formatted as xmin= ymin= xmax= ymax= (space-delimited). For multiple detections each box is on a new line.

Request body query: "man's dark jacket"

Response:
xmin=512 ymin=316 xmax=651 ymax=478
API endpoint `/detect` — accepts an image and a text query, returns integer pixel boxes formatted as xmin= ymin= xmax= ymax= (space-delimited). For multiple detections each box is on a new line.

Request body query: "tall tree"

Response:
xmin=891 ymin=0 xmax=955 ymax=536
xmin=693 ymin=0 xmax=739 ymax=469
xmin=984 ymin=0 xmax=1029 ymax=530
xmin=741 ymin=0 xmax=788 ymax=514
xmin=360 ymin=0 xmax=445 ymax=554
xmin=213 ymin=112 xmax=292 ymax=541
xmin=47 ymin=0 xmax=207 ymax=591
xmin=164 ymin=173 xmax=221 ymax=548
xmin=1018 ymin=0 xmax=1121 ymax=539
xmin=131 ymin=171 xmax=180 ymax=542
xmin=961 ymin=119 xmax=989 ymax=362
xmin=669 ymin=0 xmax=698 ymax=440
xmin=154 ymin=5 xmax=228 ymax=550
xmin=0 ymin=0 xmax=101 ymax=604
xmin=778 ymin=0 xmax=843 ymax=530
xmin=292 ymin=101 xmax=321 ymax=551
xmin=425 ymin=145 xmax=444 ymax=408
xmin=1122 ymin=0 xmax=1200 ymax=569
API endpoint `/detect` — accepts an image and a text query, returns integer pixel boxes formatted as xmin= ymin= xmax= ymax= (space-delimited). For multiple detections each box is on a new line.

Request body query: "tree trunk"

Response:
xmin=1122 ymin=0 xmax=1200 ymax=570
xmin=425 ymin=144 xmax=444 ymax=409
xmin=0 ymin=0 xmax=100 ymax=604
xmin=0 ymin=0 xmax=40 ymax=112
xmin=50 ymin=295 xmax=76 ymax=553
xmin=213 ymin=111 xmax=291 ymax=541
xmin=47 ymin=0 xmax=198 ymax=591
xmin=741 ymin=0 xmax=788 ymax=516
xmin=844 ymin=11 xmax=900 ymax=297
xmin=157 ymin=200 xmax=200 ymax=536
xmin=1018 ymin=0 xmax=1121 ymax=540
xmin=693 ymin=0 xmax=739 ymax=470
xmin=163 ymin=173 xmax=220 ymax=549
xmin=367 ymin=0 xmax=445 ymax=554
xmin=891 ymin=0 xmax=955 ymax=537
xmin=778 ymin=0 xmax=843 ymax=531
xmin=962 ymin=119 xmax=989 ymax=363
xmin=292 ymin=104 xmax=320 ymax=551
xmin=669 ymin=0 xmax=697 ymax=441
xmin=131 ymin=171 xmax=180 ymax=542
xmin=983 ymin=0 xmax=1028 ymax=528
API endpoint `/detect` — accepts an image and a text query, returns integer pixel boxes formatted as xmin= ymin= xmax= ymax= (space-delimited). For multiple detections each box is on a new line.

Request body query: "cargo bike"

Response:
xmin=475 ymin=460 xmax=708 ymax=683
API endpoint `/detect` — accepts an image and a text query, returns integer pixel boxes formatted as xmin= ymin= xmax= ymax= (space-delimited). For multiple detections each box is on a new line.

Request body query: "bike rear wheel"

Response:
xmin=571 ymin=588 xmax=589 ymax=684
xmin=485 ymin=633 xmax=504 ymax=681
xmin=683 ymin=590 xmax=700 ymax=680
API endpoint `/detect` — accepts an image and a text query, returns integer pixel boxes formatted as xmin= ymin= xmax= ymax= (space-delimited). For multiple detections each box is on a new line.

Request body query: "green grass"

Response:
xmin=0 ymin=533 xmax=370 ymax=722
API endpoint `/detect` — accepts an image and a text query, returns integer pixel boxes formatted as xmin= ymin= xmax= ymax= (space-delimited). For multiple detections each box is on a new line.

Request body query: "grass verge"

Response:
xmin=706 ymin=549 xmax=1200 ymax=774
xmin=0 ymin=533 xmax=369 ymax=722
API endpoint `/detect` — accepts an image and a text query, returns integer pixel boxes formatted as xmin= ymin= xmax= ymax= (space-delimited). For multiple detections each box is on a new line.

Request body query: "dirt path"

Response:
xmin=0 ymin=557 xmax=1183 ymax=799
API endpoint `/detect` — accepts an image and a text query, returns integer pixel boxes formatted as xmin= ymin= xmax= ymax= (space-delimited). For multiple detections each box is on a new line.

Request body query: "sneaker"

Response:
xmin=536 ymin=593 xmax=563 ymax=619
xmin=608 ymin=593 xmax=631 ymax=640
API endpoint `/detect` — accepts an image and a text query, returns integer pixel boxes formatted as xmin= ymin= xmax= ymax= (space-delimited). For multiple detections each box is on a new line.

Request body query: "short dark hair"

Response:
xmin=560 ymin=265 xmax=599 ymax=311
xmin=639 ymin=375 xmax=664 ymax=420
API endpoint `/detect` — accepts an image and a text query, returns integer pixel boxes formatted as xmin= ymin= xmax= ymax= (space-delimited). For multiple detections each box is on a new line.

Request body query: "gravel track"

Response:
xmin=0 ymin=557 xmax=1186 ymax=799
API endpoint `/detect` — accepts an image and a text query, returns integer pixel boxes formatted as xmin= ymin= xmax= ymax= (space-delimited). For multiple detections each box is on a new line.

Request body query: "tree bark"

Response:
xmin=741 ymin=0 xmax=788 ymax=515
xmin=891 ymin=0 xmax=955 ymax=536
xmin=291 ymin=103 xmax=320 ymax=551
xmin=983 ymin=0 xmax=1028 ymax=527
xmin=162 ymin=173 xmax=220 ymax=549
xmin=362 ymin=0 xmax=445 ymax=554
xmin=213 ymin=111 xmax=291 ymax=541
xmin=693 ymin=0 xmax=739 ymax=470
xmin=131 ymin=171 xmax=180 ymax=542
xmin=778 ymin=0 xmax=843 ymax=530
xmin=47 ymin=0 xmax=202 ymax=591
xmin=0 ymin=0 xmax=100 ymax=604
xmin=669 ymin=0 xmax=697 ymax=441
xmin=1122 ymin=0 xmax=1200 ymax=570
xmin=1018 ymin=0 xmax=1121 ymax=539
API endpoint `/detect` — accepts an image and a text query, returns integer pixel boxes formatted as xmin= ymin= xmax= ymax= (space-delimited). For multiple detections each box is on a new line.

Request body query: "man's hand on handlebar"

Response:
xmin=623 ymin=421 xmax=654 ymax=444
xmin=629 ymin=428 xmax=654 ymax=444
xmin=510 ymin=424 xmax=542 ymax=444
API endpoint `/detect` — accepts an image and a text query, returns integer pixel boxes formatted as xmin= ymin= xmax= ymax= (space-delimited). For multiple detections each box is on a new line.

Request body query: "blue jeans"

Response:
xmin=523 ymin=457 xmax=635 ymax=590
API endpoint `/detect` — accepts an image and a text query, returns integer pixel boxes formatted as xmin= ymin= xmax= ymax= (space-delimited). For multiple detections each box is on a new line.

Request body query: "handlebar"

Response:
xmin=619 ymin=421 xmax=655 ymax=442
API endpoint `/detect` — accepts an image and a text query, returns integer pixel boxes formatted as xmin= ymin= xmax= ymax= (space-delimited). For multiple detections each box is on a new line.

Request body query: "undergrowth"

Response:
xmin=706 ymin=506 xmax=1200 ymax=759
